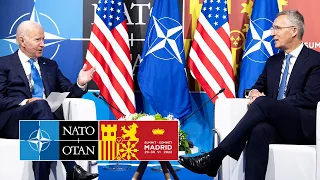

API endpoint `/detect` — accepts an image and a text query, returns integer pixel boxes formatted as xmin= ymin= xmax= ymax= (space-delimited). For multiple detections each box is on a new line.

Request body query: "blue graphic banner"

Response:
xmin=20 ymin=120 xmax=60 ymax=160
xmin=20 ymin=120 xmax=98 ymax=160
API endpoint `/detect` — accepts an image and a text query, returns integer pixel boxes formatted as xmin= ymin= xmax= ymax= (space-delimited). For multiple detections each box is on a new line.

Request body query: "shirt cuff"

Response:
xmin=19 ymin=99 xmax=28 ymax=106
xmin=247 ymin=89 xmax=258 ymax=98
xmin=77 ymin=79 xmax=87 ymax=91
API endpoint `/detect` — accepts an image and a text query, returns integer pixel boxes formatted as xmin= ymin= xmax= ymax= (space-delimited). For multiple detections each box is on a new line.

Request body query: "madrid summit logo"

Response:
xmin=98 ymin=121 xmax=179 ymax=161
xmin=20 ymin=120 xmax=99 ymax=161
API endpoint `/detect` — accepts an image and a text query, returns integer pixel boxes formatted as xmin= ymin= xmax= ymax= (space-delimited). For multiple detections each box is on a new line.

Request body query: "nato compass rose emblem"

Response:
xmin=243 ymin=18 xmax=280 ymax=63
xmin=28 ymin=128 xmax=52 ymax=153
xmin=144 ymin=16 xmax=184 ymax=64
xmin=2 ymin=1 xmax=65 ymax=59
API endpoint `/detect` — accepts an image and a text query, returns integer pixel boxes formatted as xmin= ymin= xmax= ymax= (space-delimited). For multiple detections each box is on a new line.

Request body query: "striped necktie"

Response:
xmin=277 ymin=54 xmax=292 ymax=100
xmin=29 ymin=59 xmax=44 ymax=98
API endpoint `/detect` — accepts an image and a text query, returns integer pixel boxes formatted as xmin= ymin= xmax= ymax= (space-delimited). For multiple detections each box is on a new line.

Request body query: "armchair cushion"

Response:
xmin=215 ymin=98 xmax=319 ymax=180
xmin=63 ymin=98 xmax=96 ymax=120
xmin=214 ymin=98 xmax=248 ymax=180
xmin=0 ymin=98 xmax=98 ymax=180
xmin=265 ymin=144 xmax=316 ymax=180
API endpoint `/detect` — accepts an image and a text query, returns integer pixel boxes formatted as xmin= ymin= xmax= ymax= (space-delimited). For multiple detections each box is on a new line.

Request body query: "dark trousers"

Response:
xmin=0 ymin=100 xmax=76 ymax=180
xmin=218 ymin=97 xmax=313 ymax=180
xmin=32 ymin=161 xmax=76 ymax=180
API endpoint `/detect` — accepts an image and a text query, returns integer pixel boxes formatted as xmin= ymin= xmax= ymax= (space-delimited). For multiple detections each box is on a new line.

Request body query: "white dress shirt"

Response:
xmin=18 ymin=50 xmax=42 ymax=95
xmin=18 ymin=50 xmax=86 ymax=105
xmin=248 ymin=43 xmax=304 ymax=98
xmin=278 ymin=43 xmax=304 ymax=97
xmin=18 ymin=50 xmax=45 ymax=105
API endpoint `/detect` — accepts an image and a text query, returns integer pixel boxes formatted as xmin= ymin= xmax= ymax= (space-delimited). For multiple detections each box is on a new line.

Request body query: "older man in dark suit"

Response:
xmin=179 ymin=10 xmax=320 ymax=180
xmin=0 ymin=21 xmax=98 ymax=180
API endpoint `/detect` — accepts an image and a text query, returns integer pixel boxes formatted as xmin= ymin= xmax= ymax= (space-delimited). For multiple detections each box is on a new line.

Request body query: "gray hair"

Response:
xmin=277 ymin=10 xmax=304 ymax=40
xmin=16 ymin=21 xmax=42 ymax=46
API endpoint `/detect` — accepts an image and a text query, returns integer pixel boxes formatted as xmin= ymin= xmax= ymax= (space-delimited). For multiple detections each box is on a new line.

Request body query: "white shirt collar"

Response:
xmin=286 ymin=43 xmax=304 ymax=58
xmin=18 ymin=49 xmax=38 ymax=63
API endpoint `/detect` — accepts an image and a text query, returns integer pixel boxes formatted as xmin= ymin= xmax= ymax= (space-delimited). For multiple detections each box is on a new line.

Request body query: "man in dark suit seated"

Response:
xmin=179 ymin=10 xmax=320 ymax=180
xmin=0 ymin=21 xmax=98 ymax=180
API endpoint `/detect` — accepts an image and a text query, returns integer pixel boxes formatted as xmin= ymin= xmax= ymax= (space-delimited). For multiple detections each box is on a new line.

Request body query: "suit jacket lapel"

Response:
xmin=10 ymin=52 xmax=31 ymax=97
xmin=272 ymin=52 xmax=285 ymax=98
xmin=38 ymin=58 xmax=50 ymax=97
xmin=286 ymin=46 xmax=309 ymax=94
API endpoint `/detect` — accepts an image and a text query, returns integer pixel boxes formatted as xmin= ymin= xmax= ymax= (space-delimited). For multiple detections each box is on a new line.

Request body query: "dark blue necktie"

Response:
xmin=29 ymin=59 xmax=44 ymax=98
xmin=277 ymin=54 xmax=292 ymax=100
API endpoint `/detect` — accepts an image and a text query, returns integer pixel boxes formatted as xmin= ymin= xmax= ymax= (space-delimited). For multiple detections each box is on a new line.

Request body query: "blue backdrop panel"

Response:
xmin=0 ymin=0 xmax=83 ymax=83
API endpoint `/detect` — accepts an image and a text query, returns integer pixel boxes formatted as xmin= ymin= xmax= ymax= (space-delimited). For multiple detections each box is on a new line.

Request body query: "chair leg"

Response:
xmin=160 ymin=162 xmax=171 ymax=180
xmin=132 ymin=161 xmax=149 ymax=180
xmin=165 ymin=161 xmax=179 ymax=180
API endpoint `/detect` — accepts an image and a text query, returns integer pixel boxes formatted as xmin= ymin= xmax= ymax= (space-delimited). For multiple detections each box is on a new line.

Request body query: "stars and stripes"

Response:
xmin=188 ymin=0 xmax=235 ymax=101
xmin=85 ymin=0 xmax=136 ymax=118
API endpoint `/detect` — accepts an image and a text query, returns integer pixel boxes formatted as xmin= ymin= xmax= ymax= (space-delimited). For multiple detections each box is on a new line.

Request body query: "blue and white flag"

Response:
xmin=138 ymin=0 xmax=192 ymax=119
xmin=238 ymin=0 xmax=280 ymax=97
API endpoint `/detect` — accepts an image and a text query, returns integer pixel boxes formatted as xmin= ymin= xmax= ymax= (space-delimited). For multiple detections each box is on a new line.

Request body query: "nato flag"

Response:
xmin=138 ymin=0 xmax=192 ymax=119
xmin=238 ymin=0 xmax=280 ymax=97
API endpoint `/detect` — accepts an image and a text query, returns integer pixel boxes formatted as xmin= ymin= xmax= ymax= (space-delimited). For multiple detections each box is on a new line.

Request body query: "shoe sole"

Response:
xmin=178 ymin=160 xmax=208 ymax=174
xmin=206 ymin=172 xmax=216 ymax=177
xmin=85 ymin=175 xmax=99 ymax=180
xmin=178 ymin=160 xmax=218 ymax=177
xmin=75 ymin=174 xmax=98 ymax=180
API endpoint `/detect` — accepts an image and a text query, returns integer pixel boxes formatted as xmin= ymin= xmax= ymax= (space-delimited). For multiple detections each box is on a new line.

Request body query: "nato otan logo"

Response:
xmin=20 ymin=120 xmax=99 ymax=160
xmin=20 ymin=121 xmax=59 ymax=160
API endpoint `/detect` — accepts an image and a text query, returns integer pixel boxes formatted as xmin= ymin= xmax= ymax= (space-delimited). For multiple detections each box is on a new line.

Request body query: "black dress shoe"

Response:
xmin=206 ymin=170 xmax=218 ymax=177
xmin=178 ymin=153 xmax=213 ymax=174
xmin=67 ymin=165 xmax=99 ymax=180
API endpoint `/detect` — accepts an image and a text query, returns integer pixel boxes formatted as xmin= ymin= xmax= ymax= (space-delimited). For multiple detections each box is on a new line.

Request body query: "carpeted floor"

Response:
xmin=97 ymin=165 xmax=214 ymax=180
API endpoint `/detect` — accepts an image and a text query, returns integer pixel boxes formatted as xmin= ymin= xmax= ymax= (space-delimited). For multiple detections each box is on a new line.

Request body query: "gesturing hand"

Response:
xmin=77 ymin=64 xmax=96 ymax=86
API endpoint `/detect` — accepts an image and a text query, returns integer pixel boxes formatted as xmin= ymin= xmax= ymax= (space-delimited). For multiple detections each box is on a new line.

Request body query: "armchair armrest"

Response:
xmin=62 ymin=98 xmax=96 ymax=120
xmin=214 ymin=98 xmax=249 ymax=180
xmin=214 ymin=98 xmax=249 ymax=139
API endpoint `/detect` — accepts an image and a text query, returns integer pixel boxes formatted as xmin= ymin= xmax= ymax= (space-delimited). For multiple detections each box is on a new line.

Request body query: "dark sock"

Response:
xmin=206 ymin=147 xmax=227 ymax=176
xmin=208 ymin=146 xmax=227 ymax=162
xmin=62 ymin=161 xmax=77 ymax=174
xmin=207 ymin=146 xmax=227 ymax=173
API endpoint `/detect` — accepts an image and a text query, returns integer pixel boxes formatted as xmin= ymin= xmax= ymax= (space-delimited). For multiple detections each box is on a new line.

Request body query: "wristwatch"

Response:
xmin=244 ymin=89 xmax=252 ymax=99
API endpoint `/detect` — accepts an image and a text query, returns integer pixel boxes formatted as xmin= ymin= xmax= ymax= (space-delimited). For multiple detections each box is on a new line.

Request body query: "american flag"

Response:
xmin=85 ymin=0 xmax=136 ymax=118
xmin=188 ymin=0 xmax=235 ymax=101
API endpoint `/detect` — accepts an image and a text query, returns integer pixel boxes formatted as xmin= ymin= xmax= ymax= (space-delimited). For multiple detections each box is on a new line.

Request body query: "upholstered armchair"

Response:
xmin=0 ymin=98 xmax=98 ymax=180
xmin=214 ymin=98 xmax=319 ymax=180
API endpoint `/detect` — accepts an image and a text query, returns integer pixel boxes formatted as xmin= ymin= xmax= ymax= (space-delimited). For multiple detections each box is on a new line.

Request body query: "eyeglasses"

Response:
xmin=270 ymin=25 xmax=295 ymax=31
